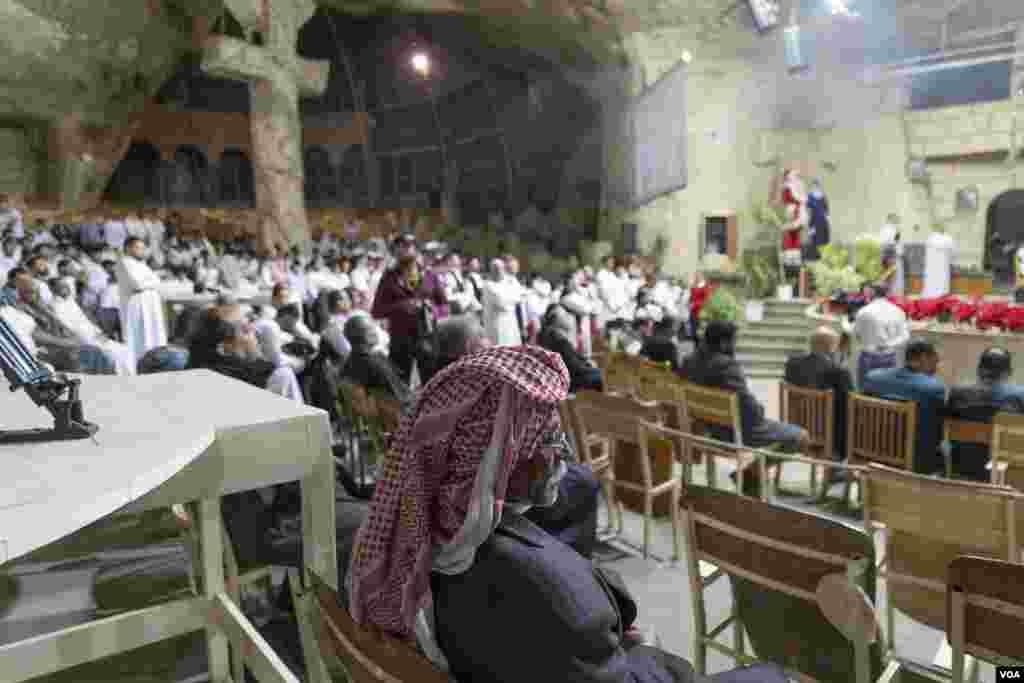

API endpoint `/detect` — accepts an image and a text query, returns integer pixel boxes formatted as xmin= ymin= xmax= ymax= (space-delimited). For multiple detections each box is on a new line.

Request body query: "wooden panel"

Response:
xmin=573 ymin=390 xmax=661 ymax=445
xmin=781 ymin=383 xmax=833 ymax=459
xmin=614 ymin=437 xmax=673 ymax=516
xmin=948 ymin=556 xmax=1024 ymax=662
xmin=847 ymin=394 xmax=915 ymax=470
xmin=950 ymin=275 xmax=993 ymax=298
xmin=944 ymin=418 xmax=992 ymax=446
xmin=685 ymin=486 xmax=871 ymax=595
xmin=683 ymin=383 xmax=740 ymax=432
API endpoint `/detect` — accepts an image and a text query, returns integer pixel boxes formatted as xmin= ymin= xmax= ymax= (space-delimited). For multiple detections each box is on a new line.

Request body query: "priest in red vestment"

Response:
xmin=688 ymin=271 xmax=714 ymax=340
xmin=780 ymin=169 xmax=808 ymax=268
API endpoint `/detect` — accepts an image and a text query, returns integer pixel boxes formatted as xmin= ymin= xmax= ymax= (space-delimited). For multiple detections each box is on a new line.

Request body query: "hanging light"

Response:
xmin=411 ymin=51 xmax=431 ymax=77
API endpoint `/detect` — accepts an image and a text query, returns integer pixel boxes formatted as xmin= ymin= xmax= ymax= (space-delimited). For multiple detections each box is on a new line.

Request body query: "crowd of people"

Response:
xmin=9 ymin=207 xmax=1023 ymax=681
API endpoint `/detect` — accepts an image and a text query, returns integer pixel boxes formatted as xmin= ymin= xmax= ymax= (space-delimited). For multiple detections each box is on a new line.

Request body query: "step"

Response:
xmin=739 ymin=330 xmax=809 ymax=346
xmin=736 ymin=352 xmax=789 ymax=367
xmin=741 ymin=322 xmax=813 ymax=338
xmin=746 ymin=367 xmax=785 ymax=379
xmin=758 ymin=310 xmax=813 ymax=322
xmin=736 ymin=340 xmax=802 ymax=353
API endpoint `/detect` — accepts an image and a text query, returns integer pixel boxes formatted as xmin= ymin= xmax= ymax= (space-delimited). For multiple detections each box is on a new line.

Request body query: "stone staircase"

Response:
xmin=736 ymin=299 xmax=815 ymax=379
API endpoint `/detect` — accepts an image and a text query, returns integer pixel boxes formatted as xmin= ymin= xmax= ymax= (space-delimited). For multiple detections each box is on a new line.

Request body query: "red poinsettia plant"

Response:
xmin=891 ymin=295 xmax=1019 ymax=332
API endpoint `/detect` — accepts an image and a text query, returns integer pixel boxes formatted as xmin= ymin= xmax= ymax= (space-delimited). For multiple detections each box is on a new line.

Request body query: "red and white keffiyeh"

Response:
xmin=347 ymin=345 xmax=570 ymax=642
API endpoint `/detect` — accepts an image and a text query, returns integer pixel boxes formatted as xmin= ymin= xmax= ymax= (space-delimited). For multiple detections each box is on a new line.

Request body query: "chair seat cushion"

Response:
xmin=706 ymin=663 xmax=789 ymax=682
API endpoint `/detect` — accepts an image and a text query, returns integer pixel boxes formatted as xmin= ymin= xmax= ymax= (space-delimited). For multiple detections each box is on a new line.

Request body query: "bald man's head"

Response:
xmin=810 ymin=326 xmax=839 ymax=354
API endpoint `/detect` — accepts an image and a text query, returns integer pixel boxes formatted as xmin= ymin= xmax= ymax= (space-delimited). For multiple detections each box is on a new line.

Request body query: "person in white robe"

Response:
xmin=49 ymin=279 xmax=135 ymax=375
xmin=561 ymin=272 xmax=597 ymax=358
xmin=0 ymin=196 xmax=24 ymax=239
xmin=116 ymin=237 xmax=168 ymax=363
xmin=921 ymin=227 xmax=955 ymax=298
xmin=524 ymin=276 xmax=553 ymax=342
xmin=0 ymin=237 xmax=18 ymax=283
xmin=440 ymin=253 xmax=481 ymax=320
xmin=482 ymin=258 xmax=523 ymax=346
xmin=595 ymin=257 xmax=630 ymax=327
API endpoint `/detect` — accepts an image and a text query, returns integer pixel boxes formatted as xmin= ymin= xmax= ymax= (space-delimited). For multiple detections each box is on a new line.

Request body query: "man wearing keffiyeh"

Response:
xmin=347 ymin=345 xmax=719 ymax=683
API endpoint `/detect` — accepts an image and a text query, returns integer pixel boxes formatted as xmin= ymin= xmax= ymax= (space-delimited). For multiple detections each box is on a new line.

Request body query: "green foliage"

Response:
xmin=751 ymin=201 xmax=786 ymax=230
xmin=700 ymin=287 xmax=740 ymax=323
xmin=741 ymin=251 xmax=778 ymax=299
xmin=853 ymin=237 xmax=883 ymax=283
xmin=808 ymin=244 xmax=865 ymax=295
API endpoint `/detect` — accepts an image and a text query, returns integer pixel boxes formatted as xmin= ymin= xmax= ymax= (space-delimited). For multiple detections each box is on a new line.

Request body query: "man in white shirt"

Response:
xmin=26 ymin=254 xmax=54 ymax=305
xmin=595 ymin=256 xmax=629 ymax=327
xmin=0 ymin=195 xmax=24 ymax=239
xmin=0 ymin=237 xmax=17 ymax=283
xmin=116 ymin=237 xmax=168 ymax=363
xmin=879 ymin=214 xmax=904 ymax=296
xmin=847 ymin=284 xmax=910 ymax=388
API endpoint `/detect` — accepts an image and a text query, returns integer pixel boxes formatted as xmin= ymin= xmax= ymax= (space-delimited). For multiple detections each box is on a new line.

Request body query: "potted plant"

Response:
xmin=751 ymin=201 xmax=788 ymax=297
xmin=740 ymin=250 xmax=776 ymax=321
xmin=700 ymin=287 xmax=741 ymax=323
xmin=808 ymin=244 xmax=866 ymax=314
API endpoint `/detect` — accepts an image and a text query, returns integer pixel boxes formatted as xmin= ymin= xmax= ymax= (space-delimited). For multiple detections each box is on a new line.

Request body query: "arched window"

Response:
xmin=104 ymin=142 xmax=161 ymax=204
xmin=218 ymin=149 xmax=255 ymax=207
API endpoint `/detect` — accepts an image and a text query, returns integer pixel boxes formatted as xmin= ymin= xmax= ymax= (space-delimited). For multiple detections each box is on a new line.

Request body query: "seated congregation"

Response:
xmin=4 ymin=218 xmax=1024 ymax=682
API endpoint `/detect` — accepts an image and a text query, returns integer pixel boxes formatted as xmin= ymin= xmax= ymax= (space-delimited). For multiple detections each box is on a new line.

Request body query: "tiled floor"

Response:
xmin=0 ymin=379 xmax=1001 ymax=681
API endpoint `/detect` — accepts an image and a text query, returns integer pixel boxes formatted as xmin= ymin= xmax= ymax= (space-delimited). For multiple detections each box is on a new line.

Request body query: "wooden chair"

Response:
xmin=992 ymin=412 xmax=1024 ymax=490
xmin=559 ymin=398 xmax=618 ymax=534
xmin=680 ymin=485 xmax=884 ymax=682
xmin=681 ymin=382 xmax=767 ymax=498
xmin=571 ymin=390 xmax=664 ymax=557
xmin=844 ymin=393 xmax=916 ymax=505
xmin=947 ymin=556 xmax=1024 ymax=682
xmin=631 ymin=359 xmax=690 ymax=479
xmin=861 ymin=464 xmax=1023 ymax=675
xmin=304 ymin=570 xmax=452 ymax=683
xmin=943 ymin=417 xmax=991 ymax=481
xmin=601 ymin=351 xmax=641 ymax=397
xmin=778 ymin=382 xmax=834 ymax=498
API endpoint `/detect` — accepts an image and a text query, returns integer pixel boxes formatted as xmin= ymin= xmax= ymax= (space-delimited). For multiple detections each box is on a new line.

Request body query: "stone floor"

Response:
xmin=0 ymin=378 xmax=1000 ymax=681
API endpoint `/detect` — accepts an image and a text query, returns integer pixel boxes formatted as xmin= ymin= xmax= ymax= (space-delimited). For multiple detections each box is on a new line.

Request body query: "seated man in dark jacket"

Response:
xmin=339 ymin=315 xmax=411 ymax=403
xmin=640 ymin=315 xmax=685 ymax=371
xmin=863 ymin=338 xmax=947 ymax=475
xmin=947 ymin=346 xmax=1024 ymax=480
xmin=347 ymin=346 xmax=784 ymax=683
xmin=680 ymin=320 xmax=808 ymax=496
xmin=784 ymin=326 xmax=854 ymax=489
xmin=426 ymin=314 xmax=601 ymax=559
xmin=538 ymin=304 xmax=603 ymax=393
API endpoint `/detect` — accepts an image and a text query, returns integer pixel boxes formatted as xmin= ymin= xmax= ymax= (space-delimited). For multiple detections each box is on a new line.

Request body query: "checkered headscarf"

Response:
xmin=347 ymin=345 xmax=569 ymax=640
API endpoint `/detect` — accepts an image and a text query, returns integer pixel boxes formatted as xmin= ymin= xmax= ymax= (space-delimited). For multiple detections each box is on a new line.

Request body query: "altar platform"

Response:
xmin=0 ymin=370 xmax=336 ymax=683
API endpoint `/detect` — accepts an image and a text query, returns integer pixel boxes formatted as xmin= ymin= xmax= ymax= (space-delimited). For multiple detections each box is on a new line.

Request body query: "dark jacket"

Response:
xmin=370 ymin=267 xmax=447 ymax=340
xmin=862 ymin=367 xmax=946 ymax=475
xmin=946 ymin=381 xmax=1024 ymax=480
xmin=784 ymin=352 xmax=853 ymax=459
xmin=640 ymin=334 xmax=684 ymax=372
xmin=431 ymin=512 xmax=699 ymax=683
xmin=679 ymin=348 xmax=765 ymax=446
xmin=187 ymin=347 xmax=277 ymax=389
xmin=340 ymin=349 xmax=411 ymax=403
xmin=538 ymin=326 xmax=603 ymax=394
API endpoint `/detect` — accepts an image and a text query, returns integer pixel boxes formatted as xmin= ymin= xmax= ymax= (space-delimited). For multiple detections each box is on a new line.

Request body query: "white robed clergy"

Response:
xmin=595 ymin=263 xmax=630 ymax=326
xmin=482 ymin=258 xmax=523 ymax=346
xmin=921 ymin=228 xmax=955 ymax=298
xmin=49 ymin=280 xmax=136 ymax=375
xmin=116 ymin=237 xmax=168 ymax=363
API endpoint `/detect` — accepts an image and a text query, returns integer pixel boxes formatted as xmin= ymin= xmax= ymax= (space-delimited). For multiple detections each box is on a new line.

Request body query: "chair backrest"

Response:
xmin=573 ymin=390 xmax=662 ymax=446
xmin=780 ymin=382 xmax=834 ymax=459
xmin=601 ymin=352 xmax=641 ymax=397
xmin=681 ymin=485 xmax=882 ymax=681
xmin=993 ymin=412 xmax=1024 ymax=491
xmin=846 ymin=393 xmax=916 ymax=470
xmin=862 ymin=464 xmax=1022 ymax=631
xmin=681 ymin=382 xmax=743 ymax=446
xmin=944 ymin=418 xmax=993 ymax=447
xmin=308 ymin=571 xmax=451 ymax=683
xmin=947 ymin=555 xmax=1024 ymax=668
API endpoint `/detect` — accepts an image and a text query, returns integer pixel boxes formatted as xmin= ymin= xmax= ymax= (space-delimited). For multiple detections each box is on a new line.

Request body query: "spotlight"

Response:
xmin=411 ymin=52 xmax=430 ymax=76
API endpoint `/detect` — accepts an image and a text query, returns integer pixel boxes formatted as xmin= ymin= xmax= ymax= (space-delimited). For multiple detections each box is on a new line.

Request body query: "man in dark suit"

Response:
xmin=681 ymin=320 xmax=808 ymax=496
xmin=339 ymin=315 xmax=411 ymax=403
xmin=784 ymin=326 xmax=854 ymax=490
xmin=947 ymin=347 xmax=1024 ymax=480
xmin=863 ymin=338 xmax=947 ymax=475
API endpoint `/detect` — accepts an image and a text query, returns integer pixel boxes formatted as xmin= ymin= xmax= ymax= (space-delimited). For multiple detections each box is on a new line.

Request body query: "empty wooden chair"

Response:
xmin=861 ymin=464 xmax=1022 ymax=674
xmin=947 ymin=556 xmax=1024 ymax=682
xmin=844 ymin=393 xmax=916 ymax=505
xmin=992 ymin=412 xmax=1024 ymax=490
xmin=571 ymin=390 xmax=664 ymax=557
xmin=559 ymin=398 xmax=618 ymax=534
xmin=680 ymin=485 xmax=884 ymax=681
xmin=601 ymin=351 xmax=642 ymax=397
xmin=778 ymin=382 xmax=834 ymax=498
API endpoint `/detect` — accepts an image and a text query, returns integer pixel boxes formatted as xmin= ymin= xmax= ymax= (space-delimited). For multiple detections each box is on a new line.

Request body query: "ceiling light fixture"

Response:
xmin=411 ymin=52 xmax=430 ymax=76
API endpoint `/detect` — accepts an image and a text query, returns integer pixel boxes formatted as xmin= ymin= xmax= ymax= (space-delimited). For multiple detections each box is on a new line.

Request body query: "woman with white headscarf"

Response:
xmin=347 ymin=346 xmax=741 ymax=683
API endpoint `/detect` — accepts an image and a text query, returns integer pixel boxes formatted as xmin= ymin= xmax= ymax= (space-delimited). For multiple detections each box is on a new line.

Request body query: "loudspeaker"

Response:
xmin=783 ymin=25 xmax=808 ymax=73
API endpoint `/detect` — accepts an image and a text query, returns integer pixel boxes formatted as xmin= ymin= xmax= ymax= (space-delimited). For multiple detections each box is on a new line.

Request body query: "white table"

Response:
xmin=0 ymin=370 xmax=337 ymax=682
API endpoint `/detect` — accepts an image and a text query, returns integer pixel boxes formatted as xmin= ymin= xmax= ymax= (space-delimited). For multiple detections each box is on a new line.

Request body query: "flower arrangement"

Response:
xmin=700 ymin=287 xmax=741 ymax=322
xmin=808 ymin=244 xmax=865 ymax=297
